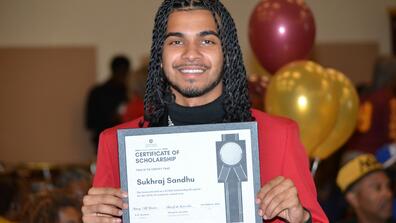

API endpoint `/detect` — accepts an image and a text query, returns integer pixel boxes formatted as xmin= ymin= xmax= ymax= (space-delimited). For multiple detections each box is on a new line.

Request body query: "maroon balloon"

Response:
xmin=249 ymin=0 xmax=316 ymax=74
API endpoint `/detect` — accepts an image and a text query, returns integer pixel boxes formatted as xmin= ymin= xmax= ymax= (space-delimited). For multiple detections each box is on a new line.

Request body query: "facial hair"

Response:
xmin=166 ymin=70 xmax=223 ymax=98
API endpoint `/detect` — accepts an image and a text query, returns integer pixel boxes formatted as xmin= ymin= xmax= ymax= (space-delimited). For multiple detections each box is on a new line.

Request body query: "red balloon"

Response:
xmin=249 ymin=0 xmax=316 ymax=74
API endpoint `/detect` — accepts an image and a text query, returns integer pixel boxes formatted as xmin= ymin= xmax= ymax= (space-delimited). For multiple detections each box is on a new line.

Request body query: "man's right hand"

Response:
xmin=82 ymin=187 xmax=128 ymax=223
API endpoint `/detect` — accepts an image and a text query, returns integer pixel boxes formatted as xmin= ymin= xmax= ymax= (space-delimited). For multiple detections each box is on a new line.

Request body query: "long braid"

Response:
xmin=215 ymin=1 xmax=253 ymax=122
xmin=141 ymin=0 xmax=253 ymax=127
xmin=141 ymin=0 xmax=174 ymax=127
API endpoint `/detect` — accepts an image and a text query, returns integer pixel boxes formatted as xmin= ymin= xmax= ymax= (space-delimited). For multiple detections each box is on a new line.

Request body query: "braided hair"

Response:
xmin=141 ymin=0 xmax=253 ymax=127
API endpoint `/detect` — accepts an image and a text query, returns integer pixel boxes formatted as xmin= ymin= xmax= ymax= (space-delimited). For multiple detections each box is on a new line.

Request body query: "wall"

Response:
xmin=0 ymin=47 xmax=95 ymax=164
xmin=307 ymin=0 xmax=394 ymax=54
xmin=0 ymin=0 xmax=395 ymax=81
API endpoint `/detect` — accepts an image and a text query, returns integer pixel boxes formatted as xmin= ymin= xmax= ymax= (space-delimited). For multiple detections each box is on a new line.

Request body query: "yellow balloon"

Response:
xmin=265 ymin=61 xmax=339 ymax=154
xmin=312 ymin=69 xmax=359 ymax=160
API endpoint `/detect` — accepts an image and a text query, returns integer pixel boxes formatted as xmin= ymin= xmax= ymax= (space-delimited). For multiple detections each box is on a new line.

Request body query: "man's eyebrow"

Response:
xmin=199 ymin=30 xmax=219 ymax=37
xmin=165 ymin=30 xmax=219 ymax=39
xmin=165 ymin=32 xmax=183 ymax=39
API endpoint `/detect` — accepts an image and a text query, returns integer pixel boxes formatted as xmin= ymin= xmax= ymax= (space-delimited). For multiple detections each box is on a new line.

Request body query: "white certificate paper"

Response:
xmin=118 ymin=122 xmax=261 ymax=223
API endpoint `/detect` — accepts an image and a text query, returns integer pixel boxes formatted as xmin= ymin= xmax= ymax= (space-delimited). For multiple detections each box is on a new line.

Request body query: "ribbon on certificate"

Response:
xmin=216 ymin=133 xmax=248 ymax=223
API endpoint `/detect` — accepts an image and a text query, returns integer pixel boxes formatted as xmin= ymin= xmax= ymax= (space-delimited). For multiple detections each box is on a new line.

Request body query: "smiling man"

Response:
xmin=162 ymin=9 xmax=224 ymax=106
xmin=81 ymin=1 xmax=328 ymax=222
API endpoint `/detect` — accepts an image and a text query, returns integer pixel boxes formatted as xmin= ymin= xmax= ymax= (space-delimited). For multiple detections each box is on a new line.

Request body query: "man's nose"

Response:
xmin=182 ymin=43 xmax=202 ymax=61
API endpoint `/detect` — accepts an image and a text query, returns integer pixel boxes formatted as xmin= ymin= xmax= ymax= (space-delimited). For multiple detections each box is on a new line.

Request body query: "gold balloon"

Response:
xmin=265 ymin=61 xmax=339 ymax=154
xmin=312 ymin=69 xmax=359 ymax=160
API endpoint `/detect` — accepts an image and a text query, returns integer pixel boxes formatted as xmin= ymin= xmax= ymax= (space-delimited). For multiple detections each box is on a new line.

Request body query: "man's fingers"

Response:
xmin=82 ymin=203 xmax=124 ymax=217
xmin=82 ymin=187 xmax=127 ymax=223
xmin=262 ymin=178 xmax=295 ymax=207
xmin=257 ymin=177 xmax=297 ymax=218
xmin=83 ymin=194 xmax=126 ymax=210
xmin=88 ymin=187 xmax=127 ymax=198
xmin=82 ymin=214 xmax=121 ymax=223
xmin=260 ymin=181 xmax=294 ymax=217
xmin=266 ymin=187 xmax=299 ymax=219
xmin=256 ymin=176 xmax=285 ymax=201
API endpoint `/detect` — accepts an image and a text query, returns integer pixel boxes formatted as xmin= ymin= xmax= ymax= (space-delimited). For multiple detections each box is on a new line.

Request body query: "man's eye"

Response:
xmin=202 ymin=40 xmax=215 ymax=45
xmin=170 ymin=40 xmax=182 ymax=45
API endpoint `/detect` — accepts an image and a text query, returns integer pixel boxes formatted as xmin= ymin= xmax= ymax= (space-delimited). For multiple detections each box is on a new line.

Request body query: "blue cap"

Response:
xmin=375 ymin=143 xmax=396 ymax=168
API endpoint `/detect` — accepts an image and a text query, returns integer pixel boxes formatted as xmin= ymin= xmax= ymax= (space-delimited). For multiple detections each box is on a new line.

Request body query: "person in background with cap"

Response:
xmin=376 ymin=143 xmax=396 ymax=222
xmin=337 ymin=153 xmax=393 ymax=223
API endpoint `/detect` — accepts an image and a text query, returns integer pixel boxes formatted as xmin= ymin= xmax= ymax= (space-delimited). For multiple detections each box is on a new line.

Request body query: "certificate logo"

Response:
xmin=146 ymin=139 xmax=157 ymax=148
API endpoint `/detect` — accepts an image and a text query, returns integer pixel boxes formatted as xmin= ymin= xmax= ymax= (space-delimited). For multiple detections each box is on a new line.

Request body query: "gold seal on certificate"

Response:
xmin=118 ymin=122 xmax=261 ymax=223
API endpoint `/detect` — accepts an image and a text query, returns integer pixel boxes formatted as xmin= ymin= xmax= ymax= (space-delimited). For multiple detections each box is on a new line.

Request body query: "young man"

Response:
xmin=82 ymin=1 xmax=328 ymax=222
xmin=337 ymin=153 xmax=393 ymax=223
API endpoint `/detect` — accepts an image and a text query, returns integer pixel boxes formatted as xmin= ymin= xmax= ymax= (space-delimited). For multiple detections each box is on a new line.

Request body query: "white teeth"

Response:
xmin=179 ymin=69 xmax=204 ymax=74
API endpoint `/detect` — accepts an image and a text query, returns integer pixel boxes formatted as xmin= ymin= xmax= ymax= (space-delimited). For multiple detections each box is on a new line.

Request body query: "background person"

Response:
xmin=376 ymin=144 xmax=396 ymax=222
xmin=336 ymin=153 xmax=393 ymax=223
xmin=85 ymin=55 xmax=131 ymax=153
xmin=21 ymin=191 xmax=82 ymax=223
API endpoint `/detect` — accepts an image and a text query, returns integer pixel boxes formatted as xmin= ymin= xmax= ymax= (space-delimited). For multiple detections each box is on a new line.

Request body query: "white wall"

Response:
xmin=306 ymin=0 xmax=395 ymax=54
xmin=0 ymin=0 xmax=395 ymax=81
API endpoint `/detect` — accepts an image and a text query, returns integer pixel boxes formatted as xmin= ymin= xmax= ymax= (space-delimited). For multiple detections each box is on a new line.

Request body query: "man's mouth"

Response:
xmin=174 ymin=64 xmax=209 ymax=74
xmin=179 ymin=68 xmax=205 ymax=74
xmin=379 ymin=199 xmax=393 ymax=212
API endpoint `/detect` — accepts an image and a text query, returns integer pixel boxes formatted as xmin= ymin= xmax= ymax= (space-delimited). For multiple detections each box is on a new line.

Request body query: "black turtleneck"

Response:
xmin=163 ymin=94 xmax=225 ymax=126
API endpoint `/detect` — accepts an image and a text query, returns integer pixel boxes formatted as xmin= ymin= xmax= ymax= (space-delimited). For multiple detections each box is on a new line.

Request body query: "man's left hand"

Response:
xmin=256 ymin=176 xmax=310 ymax=223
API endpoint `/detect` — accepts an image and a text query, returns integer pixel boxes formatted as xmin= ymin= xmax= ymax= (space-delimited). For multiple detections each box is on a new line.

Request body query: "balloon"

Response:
xmin=265 ymin=61 xmax=339 ymax=154
xmin=249 ymin=0 xmax=316 ymax=74
xmin=312 ymin=69 xmax=359 ymax=160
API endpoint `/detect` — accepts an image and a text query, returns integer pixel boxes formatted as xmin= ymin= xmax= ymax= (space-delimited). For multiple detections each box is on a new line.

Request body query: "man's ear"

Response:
xmin=346 ymin=191 xmax=359 ymax=208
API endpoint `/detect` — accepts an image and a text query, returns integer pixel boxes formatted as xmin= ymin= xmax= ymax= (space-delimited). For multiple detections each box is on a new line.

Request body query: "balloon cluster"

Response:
xmin=249 ymin=0 xmax=359 ymax=160
xmin=265 ymin=61 xmax=359 ymax=160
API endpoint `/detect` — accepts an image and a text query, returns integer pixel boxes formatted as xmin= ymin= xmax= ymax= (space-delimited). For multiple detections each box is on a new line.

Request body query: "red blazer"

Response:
xmin=93 ymin=109 xmax=328 ymax=223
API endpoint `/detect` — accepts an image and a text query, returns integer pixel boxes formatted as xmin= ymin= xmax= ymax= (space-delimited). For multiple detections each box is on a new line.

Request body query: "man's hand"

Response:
xmin=82 ymin=187 xmax=128 ymax=223
xmin=256 ymin=176 xmax=310 ymax=223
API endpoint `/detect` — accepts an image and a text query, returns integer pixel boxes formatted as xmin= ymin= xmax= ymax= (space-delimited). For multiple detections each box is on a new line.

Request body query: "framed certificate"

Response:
xmin=118 ymin=122 xmax=261 ymax=223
